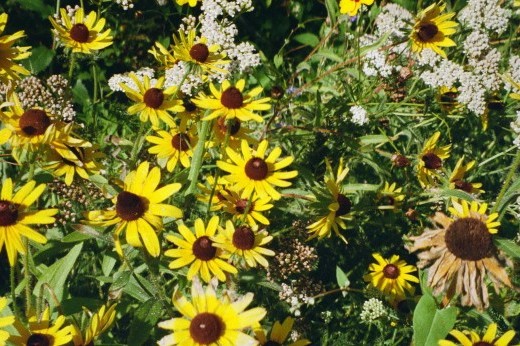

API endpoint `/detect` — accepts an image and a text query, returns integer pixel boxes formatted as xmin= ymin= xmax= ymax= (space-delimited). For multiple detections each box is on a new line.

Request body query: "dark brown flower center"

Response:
xmin=26 ymin=333 xmax=51 ymax=346
xmin=171 ymin=133 xmax=191 ymax=152
xmin=192 ymin=236 xmax=217 ymax=261
xmin=245 ymin=158 xmax=269 ymax=180
xmin=445 ymin=217 xmax=493 ymax=261
xmin=265 ymin=342 xmax=282 ymax=346
xmin=217 ymin=117 xmax=241 ymax=136
xmin=0 ymin=200 xmax=19 ymax=226
xmin=189 ymin=43 xmax=210 ymax=63
xmin=235 ymin=199 xmax=249 ymax=214
xmin=422 ymin=152 xmax=442 ymax=169
xmin=473 ymin=342 xmax=493 ymax=346
xmin=392 ymin=154 xmax=410 ymax=168
xmin=19 ymin=109 xmax=51 ymax=136
xmin=382 ymin=196 xmax=396 ymax=205
xmin=440 ymin=92 xmax=458 ymax=103
xmin=453 ymin=179 xmax=473 ymax=193
xmin=69 ymin=23 xmax=90 ymax=43
xmin=335 ymin=194 xmax=352 ymax=216
xmin=183 ymin=98 xmax=197 ymax=112
xmin=270 ymin=85 xmax=284 ymax=99
xmin=220 ymin=87 xmax=243 ymax=109
xmin=417 ymin=23 xmax=438 ymax=42
xmin=232 ymin=225 xmax=255 ymax=250
xmin=143 ymin=88 xmax=164 ymax=109
xmin=115 ymin=191 xmax=147 ymax=221
xmin=383 ymin=264 xmax=400 ymax=279
xmin=189 ymin=313 xmax=224 ymax=344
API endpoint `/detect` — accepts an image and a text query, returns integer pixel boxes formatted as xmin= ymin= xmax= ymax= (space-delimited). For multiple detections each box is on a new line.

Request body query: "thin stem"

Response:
xmin=308 ymin=286 xmax=364 ymax=301
xmin=130 ymin=121 xmax=146 ymax=166
xmin=491 ymin=149 xmax=520 ymax=214
xmin=68 ymin=53 xmax=76 ymax=81
xmin=185 ymin=118 xmax=211 ymax=196
xmin=10 ymin=264 xmax=21 ymax=318
xmin=23 ymin=239 xmax=32 ymax=317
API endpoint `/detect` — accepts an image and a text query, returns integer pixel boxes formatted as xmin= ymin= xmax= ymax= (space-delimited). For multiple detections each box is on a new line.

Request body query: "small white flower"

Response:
xmin=350 ymin=106 xmax=369 ymax=125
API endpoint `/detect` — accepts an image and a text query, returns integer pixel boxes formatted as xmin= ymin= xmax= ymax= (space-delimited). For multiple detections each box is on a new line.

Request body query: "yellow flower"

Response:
xmin=0 ymin=178 xmax=58 ymax=266
xmin=164 ymin=216 xmax=238 ymax=283
xmin=192 ymin=79 xmax=271 ymax=122
xmin=449 ymin=157 xmax=483 ymax=194
xmin=439 ymin=323 xmax=516 ymax=346
xmin=10 ymin=307 xmax=73 ymax=346
xmin=307 ymin=158 xmax=352 ymax=242
xmin=120 ymin=73 xmax=185 ymax=128
xmin=254 ymin=317 xmax=311 ymax=346
xmin=217 ymin=139 xmax=298 ymax=201
xmin=84 ymin=161 xmax=183 ymax=257
xmin=417 ymin=131 xmax=451 ymax=188
xmin=72 ymin=303 xmax=117 ymax=346
xmin=49 ymin=8 xmax=113 ymax=54
xmin=339 ymin=0 xmax=374 ymax=16
xmin=146 ymin=122 xmax=198 ymax=172
xmin=211 ymin=117 xmax=257 ymax=150
xmin=175 ymin=0 xmax=200 ymax=6
xmin=213 ymin=221 xmax=275 ymax=268
xmin=377 ymin=181 xmax=405 ymax=211
xmin=0 ymin=297 xmax=14 ymax=345
xmin=44 ymin=145 xmax=104 ymax=186
xmin=220 ymin=190 xmax=273 ymax=226
xmin=157 ymin=278 xmax=266 ymax=345
xmin=363 ymin=253 xmax=419 ymax=301
xmin=196 ymin=175 xmax=232 ymax=211
xmin=409 ymin=3 xmax=458 ymax=58
xmin=407 ymin=199 xmax=510 ymax=310
xmin=0 ymin=13 xmax=31 ymax=82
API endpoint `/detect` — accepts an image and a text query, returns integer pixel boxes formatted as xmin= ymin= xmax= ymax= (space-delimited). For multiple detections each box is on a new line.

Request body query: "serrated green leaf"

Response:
xmin=257 ymin=281 xmax=282 ymax=291
xmin=294 ymin=33 xmax=320 ymax=47
xmin=128 ymin=299 xmax=163 ymax=346
xmin=494 ymin=237 xmax=520 ymax=259
xmin=413 ymin=294 xmax=458 ymax=346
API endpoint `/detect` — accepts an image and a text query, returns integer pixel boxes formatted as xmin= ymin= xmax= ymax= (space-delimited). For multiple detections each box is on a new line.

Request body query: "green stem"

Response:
xmin=130 ymin=121 xmax=146 ymax=166
xmin=92 ymin=64 xmax=98 ymax=104
xmin=10 ymin=264 xmax=21 ymax=318
xmin=491 ymin=149 xmax=520 ymax=214
xmin=23 ymin=239 xmax=32 ymax=317
xmin=185 ymin=118 xmax=211 ymax=196
xmin=68 ymin=53 xmax=76 ymax=81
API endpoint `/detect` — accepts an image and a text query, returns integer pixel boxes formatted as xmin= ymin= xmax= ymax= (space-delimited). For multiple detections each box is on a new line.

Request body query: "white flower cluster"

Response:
xmin=419 ymin=59 xmax=464 ymax=89
xmin=115 ymin=0 xmax=134 ymax=10
xmin=179 ymin=15 xmax=197 ymax=35
xmin=108 ymin=68 xmax=156 ymax=92
xmin=360 ymin=298 xmax=387 ymax=323
xmin=360 ymin=35 xmax=395 ymax=78
xmin=457 ymin=72 xmax=488 ymax=115
xmin=51 ymin=5 xmax=80 ymax=27
xmin=416 ymin=49 xmax=442 ymax=67
xmin=375 ymin=3 xmax=413 ymax=39
xmin=463 ymin=30 xmax=490 ymax=59
xmin=350 ymin=105 xmax=369 ymax=125
xmin=471 ymin=48 xmax=502 ymax=91
xmin=458 ymin=0 xmax=512 ymax=35
xmin=511 ymin=111 xmax=520 ymax=149
xmin=505 ymin=55 xmax=520 ymax=93
xmin=164 ymin=61 xmax=204 ymax=96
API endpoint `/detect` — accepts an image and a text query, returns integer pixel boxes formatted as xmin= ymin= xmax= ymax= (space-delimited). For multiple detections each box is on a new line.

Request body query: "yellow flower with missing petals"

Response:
xmin=10 ymin=307 xmax=73 ymax=346
xmin=0 ymin=13 xmax=31 ymax=82
xmin=44 ymin=145 xmax=104 ymax=186
xmin=417 ymin=131 xmax=451 ymax=188
xmin=254 ymin=317 xmax=311 ymax=346
xmin=439 ymin=323 xmax=516 ymax=346
xmin=449 ymin=157 xmax=483 ymax=194
xmin=49 ymin=8 xmax=113 ymax=54
xmin=377 ymin=181 xmax=405 ymax=211
xmin=71 ymin=304 xmax=117 ymax=346
xmin=339 ymin=0 xmax=374 ymax=16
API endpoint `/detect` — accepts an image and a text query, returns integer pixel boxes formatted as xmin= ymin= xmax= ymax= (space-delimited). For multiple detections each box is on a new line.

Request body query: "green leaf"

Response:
xmin=336 ymin=266 xmax=349 ymax=287
xmin=61 ymin=231 xmax=92 ymax=243
xmin=325 ymin=0 xmax=338 ymax=25
xmin=359 ymin=32 xmax=391 ymax=56
xmin=294 ymin=33 xmax=320 ymax=47
xmin=342 ymin=183 xmax=380 ymax=192
xmin=33 ymin=243 xmax=83 ymax=306
xmin=89 ymin=174 xmax=119 ymax=197
xmin=413 ymin=294 xmax=458 ymax=346
xmin=494 ymin=237 xmax=520 ymax=259
xmin=72 ymin=80 xmax=91 ymax=107
xmin=22 ymin=45 xmax=54 ymax=75
xmin=257 ymin=281 xmax=282 ymax=291
xmin=13 ymin=0 xmax=53 ymax=17
xmin=274 ymin=54 xmax=283 ymax=69
xmin=128 ymin=298 xmax=163 ymax=346
xmin=359 ymin=135 xmax=391 ymax=146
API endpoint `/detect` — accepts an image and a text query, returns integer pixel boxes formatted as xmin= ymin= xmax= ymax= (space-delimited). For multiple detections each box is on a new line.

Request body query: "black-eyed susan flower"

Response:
xmin=213 ymin=221 xmax=274 ymax=268
xmin=307 ymin=158 xmax=352 ymax=242
xmin=377 ymin=181 xmax=405 ymax=211
xmin=439 ymin=323 xmax=516 ymax=346
xmin=164 ymin=216 xmax=237 ymax=283
xmin=0 ymin=297 xmax=14 ymax=344
xmin=49 ymin=8 xmax=113 ymax=54
xmin=438 ymin=86 xmax=460 ymax=113
xmin=192 ymin=79 xmax=271 ymax=122
xmin=71 ymin=303 xmax=117 ymax=346
xmin=409 ymin=3 xmax=458 ymax=58
xmin=417 ymin=131 xmax=451 ymax=188
xmin=0 ymin=13 xmax=31 ymax=82
xmin=146 ymin=121 xmax=197 ymax=172
xmin=363 ymin=253 xmax=419 ymax=301
xmin=84 ymin=161 xmax=182 ymax=257
xmin=157 ymin=278 xmax=266 ymax=346
xmin=449 ymin=157 xmax=483 ymax=194
xmin=254 ymin=317 xmax=311 ymax=346
xmin=217 ymin=140 xmax=297 ymax=201
xmin=44 ymin=145 xmax=104 ymax=186
xmin=120 ymin=73 xmax=185 ymax=128
xmin=220 ymin=190 xmax=273 ymax=226
xmin=211 ymin=117 xmax=256 ymax=149
xmin=407 ymin=199 xmax=510 ymax=310
xmin=0 ymin=178 xmax=57 ymax=266
xmin=339 ymin=0 xmax=374 ymax=16
xmin=196 ymin=175 xmax=232 ymax=211
xmin=10 ymin=307 xmax=73 ymax=346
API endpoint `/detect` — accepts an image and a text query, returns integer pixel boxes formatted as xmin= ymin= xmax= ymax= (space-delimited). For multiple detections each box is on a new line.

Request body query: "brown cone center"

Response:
xmin=417 ymin=23 xmax=438 ymax=42
xmin=335 ymin=194 xmax=352 ymax=216
xmin=217 ymin=117 xmax=241 ymax=136
xmin=0 ymin=200 xmax=19 ymax=226
xmin=383 ymin=264 xmax=400 ymax=279
xmin=473 ymin=342 xmax=493 ymax=346
xmin=189 ymin=43 xmax=210 ymax=63
xmin=220 ymin=87 xmax=243 ymax=109
xmin=19 ymin=109 xmax=51 ymax=136
xmin=232 ymin=225 xmax=255 ymax=250
xmin=115 ymin=191 xmax=147 ymax=221
xmin=183 ymin=98 xmax=197 ymax=112
xmin=171 ymin=133 xmax=191 ymax=152
xmin=235 ymin=199 xmax=249 ymax=214
xmin=422 ymin=152 xmax=442 ymax=169
xmin=453 ymin=179 xmax=473 ymax=193
xmin=445 ymin=217 xmax=493 ymax=261
xmin=189 ymin=312 xmax=224 ymax=344
xmin=26 ymin=333 xmax=51 ymax=346
xmin=192 ymin=236 xmax=217 ymax=261
xmin=143 ymin=88 xmax=164 ymax=109
xmin=265 ymin=342 xmax=282 ymax=346
xmin=245 ymin=158 xmax=268 ymax=180
xmin=69 ymin=23 xmax=90 ymax=43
